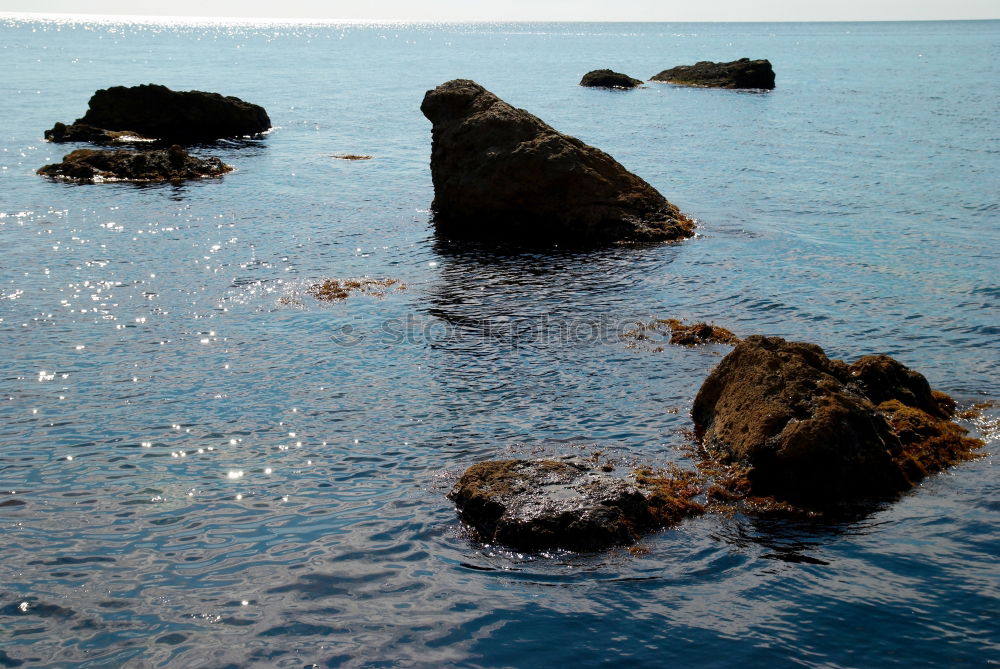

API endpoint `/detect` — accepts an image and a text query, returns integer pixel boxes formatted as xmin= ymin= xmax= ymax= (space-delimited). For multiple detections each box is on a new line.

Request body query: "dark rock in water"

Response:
xmin=44 ymin=84 xmax=271 ymax=144
xmin=650 ymin=58 xmax=775 ymax=90
xmin=579 ymin=69 xmax=644 ymax=89
xmin=420 ymin=79 xmax=694 ymax=246
xmin=448 ymin=457 xmax=702 ymax=551
xmin=43 ymin=122 xmax=153 ymax=145
xmin=37 ymin=145 xmax=232 ymax=182
xmin=692 ymin=335 xmax=982 ymax=505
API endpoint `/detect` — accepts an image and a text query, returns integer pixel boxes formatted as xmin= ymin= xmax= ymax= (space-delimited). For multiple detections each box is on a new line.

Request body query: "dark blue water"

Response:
xmin=1 ymin=15 xmax=998 ymax=668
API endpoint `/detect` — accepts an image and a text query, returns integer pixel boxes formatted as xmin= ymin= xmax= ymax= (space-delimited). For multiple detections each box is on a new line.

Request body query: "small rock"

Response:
xmin=625 ymin=318 xmax=740 ymax=348
xmin=650 ymin=58 xmax=775 ymax=90
xmin=420 ymin=79 xmax=694 ymax=246
xmin=37 ymin=146 xmax=232 ymax=182
xmin=448 ymin=457 xmax=702 ymax=551
xmin=579 ymin=69 xmax=644 ymax=89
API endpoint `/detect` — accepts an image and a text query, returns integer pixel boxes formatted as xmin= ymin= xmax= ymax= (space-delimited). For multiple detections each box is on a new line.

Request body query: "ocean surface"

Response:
xmin=1 ymin=15 xmax=998 ymax=668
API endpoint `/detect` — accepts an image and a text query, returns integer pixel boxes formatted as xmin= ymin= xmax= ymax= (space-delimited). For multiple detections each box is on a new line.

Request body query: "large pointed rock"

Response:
xmin=420 ymin=79 xmax=694 ymax=246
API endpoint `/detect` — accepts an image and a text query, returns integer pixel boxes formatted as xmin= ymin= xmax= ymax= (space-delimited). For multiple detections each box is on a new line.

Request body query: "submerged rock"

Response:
xmin=579 ymin=69 xmax=644 ymax=89
xmin=37 ymin=145 xmax=231 ymax=182
xmin=692 ymin=335 xmax=982 ymax=505
xmin=420 ymin=79 xmax=694 ymax=246
xmin=650 ymin=58 xmax=775 ymax=90
xmin=44 ymin=84 xmax=271 ymax=144
xmin=624 ymin=318 xmax=740 ymax=349
xmin=306 ymin=277 xmax=406 ymax=302
xmin=448 ymin=457 xmax=702 ymax=551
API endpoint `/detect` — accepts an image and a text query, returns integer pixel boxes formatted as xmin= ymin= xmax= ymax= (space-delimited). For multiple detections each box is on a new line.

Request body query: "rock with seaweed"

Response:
xmin=579 ymin=69 xmax=644 ymax=89
xmin=37 ymin=145 xmax=231 ymax=183
xmin=624 ymin=318 xmax=740 ymax=350
xmin=448 ymin=457 xmax=703 ymax=552
xmin=420 ymin=79 xmax=694 ymax=246
xmin=650 ymin=58 xmax=775 ymax=90
xmin=692 ymin=335 xmax=982 ymax=506
xmin=44 ymin=83 xmax=271 ymax=144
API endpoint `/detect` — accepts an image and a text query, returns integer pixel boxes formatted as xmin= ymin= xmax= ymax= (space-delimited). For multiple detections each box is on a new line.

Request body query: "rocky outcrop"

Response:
xmin=37 ymin=145 xmax=231 ymax=182
xmin=579 ymin=69 xmax=643 ymax=89
xmin=448 ymin=457 xmax=702 ymax=551
xmin=44 ymin=84 xmax=271 ymax=144
xmin=651 ymin=58 xmax=775 ymax=90
xmin=420 ymin=79 xmax=694 ymax=246
xmin=692 ymin=336 xmax=982 ymax=505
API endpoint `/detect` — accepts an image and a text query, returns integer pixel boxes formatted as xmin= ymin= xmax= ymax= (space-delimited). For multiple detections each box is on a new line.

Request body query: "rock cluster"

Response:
xmin=36 ymin=146 xmax=231 ymax=182
xmin=651 ymin=58 xmax=775 ymax=90
xmin=44 ymin=84 xmax=271 ymax=144
xmin=692 ymin=335 xmax=981 ymax=505
xmin=420 ymin=79 xmax=694 ymax=246
xmin=579 ymin=69 xmax=644 ymax=89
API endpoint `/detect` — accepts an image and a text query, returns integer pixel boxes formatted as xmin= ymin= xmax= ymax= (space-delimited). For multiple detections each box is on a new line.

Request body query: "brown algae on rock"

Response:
xmin=632 ymin=464 xmax=706 ymax=525
xmin=307 ymin=277 xmax=406 ymax=302
xmin=878 ymin=399 xmax=984 ymax=480
xmin=332 ymin=154 xmax=374 ymax=160
xmin=624 ymin=318 xmax=740 ymax=350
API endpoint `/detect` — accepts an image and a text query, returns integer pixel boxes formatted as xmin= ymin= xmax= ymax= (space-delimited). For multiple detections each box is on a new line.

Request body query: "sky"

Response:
xmin=0 ymin=0 xmax=996 ymax=22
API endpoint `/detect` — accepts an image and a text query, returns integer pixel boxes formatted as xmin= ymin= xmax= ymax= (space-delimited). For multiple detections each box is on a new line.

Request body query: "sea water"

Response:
xmin=0 ymin=16 xmax=998 ymax=668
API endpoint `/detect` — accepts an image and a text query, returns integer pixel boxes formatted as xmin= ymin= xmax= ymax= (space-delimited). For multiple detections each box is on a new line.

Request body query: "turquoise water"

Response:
xmin=1 ymin=16 xmax=998 ymax=668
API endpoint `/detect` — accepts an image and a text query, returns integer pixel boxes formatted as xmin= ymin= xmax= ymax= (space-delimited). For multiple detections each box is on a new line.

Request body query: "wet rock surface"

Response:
xmin=44 ymin=83 xmax=271 ymax=144
xmin=692 ymin=335 xmax=982 ymax=505
xmin=37 ymin=145 xmax=232 ymax=182
xmin=579 ymin=69 xmax=643 ymax=89
xmin=448 ymin=457 xmax=702 ymax=551
xmin=420 ymin=79 xmax=694 ymax=246
xmin=651 ymin=58 xmax=775 ymax=89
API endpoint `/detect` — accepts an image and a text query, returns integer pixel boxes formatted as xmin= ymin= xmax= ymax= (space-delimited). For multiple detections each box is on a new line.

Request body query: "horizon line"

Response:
xmin=2 ymin=11 xmax=998 ymax=26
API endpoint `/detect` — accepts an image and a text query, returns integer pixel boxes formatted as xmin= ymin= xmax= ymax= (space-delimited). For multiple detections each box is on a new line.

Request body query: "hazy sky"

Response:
xmin=1 ymin=0 xmax=997 ymax=22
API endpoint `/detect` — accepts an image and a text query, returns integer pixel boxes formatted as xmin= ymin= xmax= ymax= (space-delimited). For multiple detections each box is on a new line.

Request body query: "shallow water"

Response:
xmin=1 ymin=16 xmax=998 ymax=668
